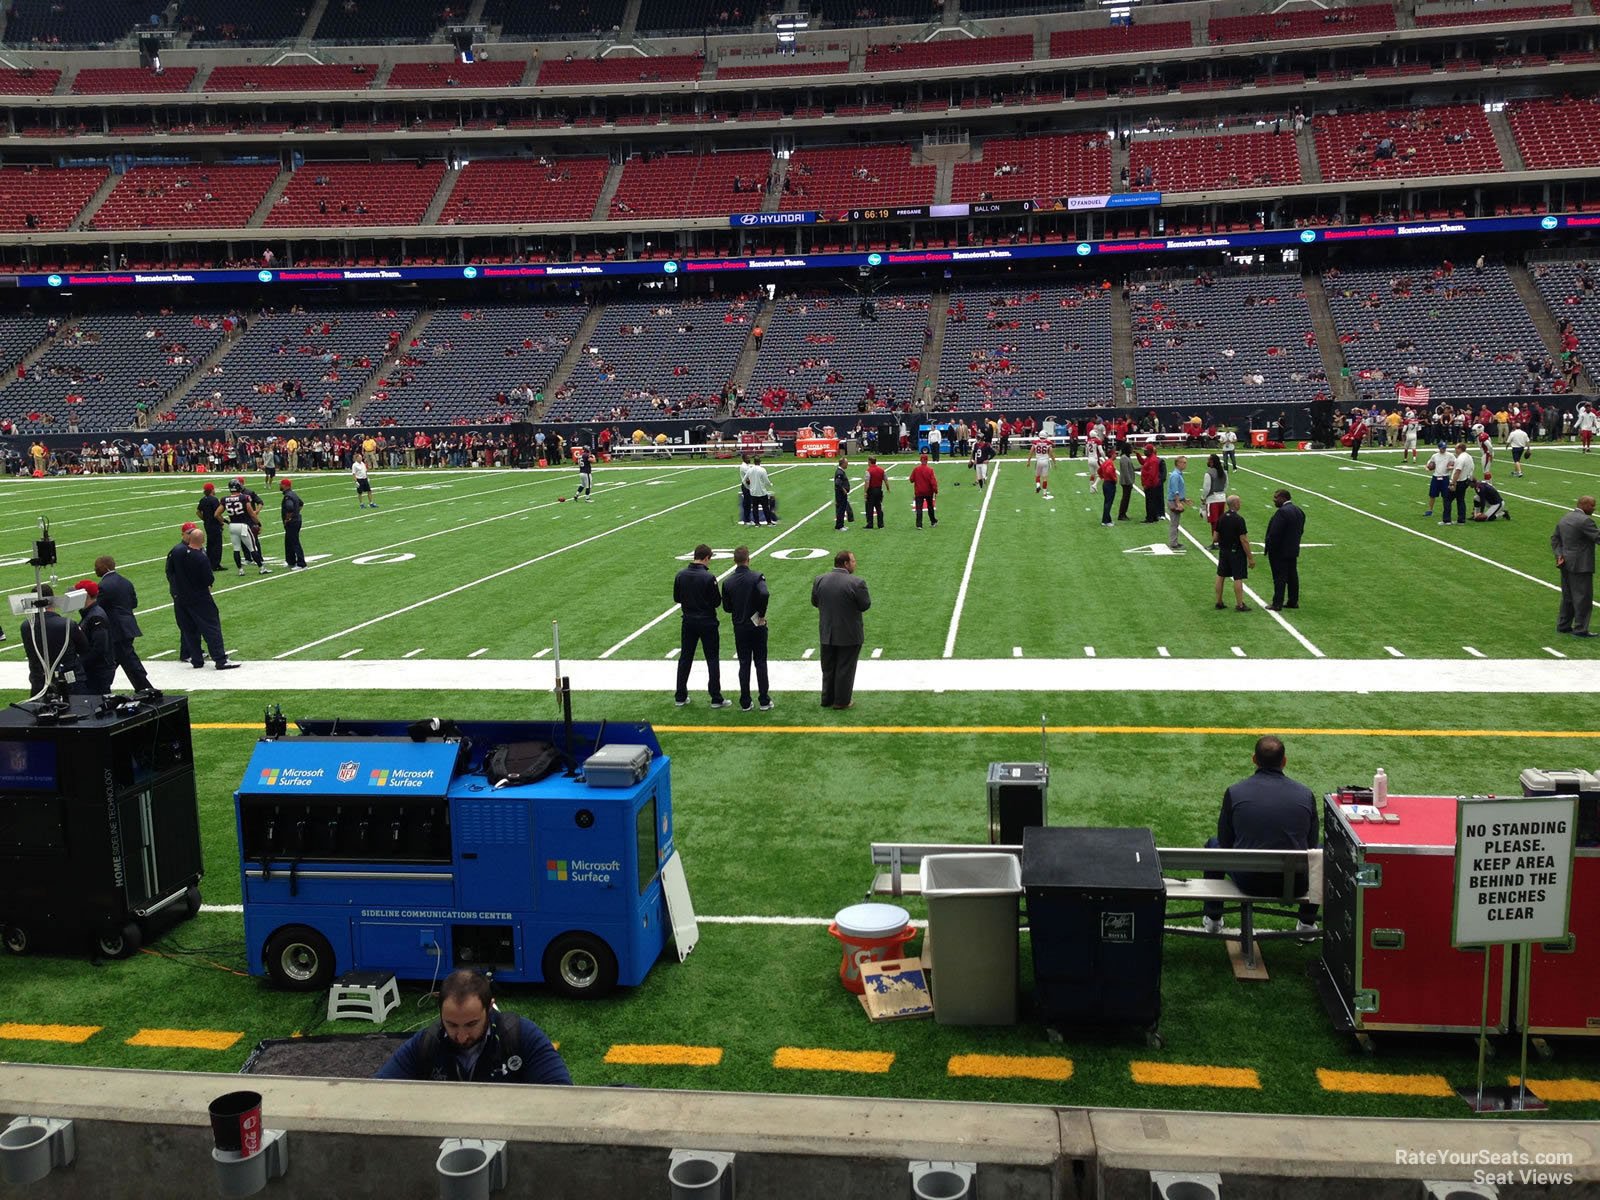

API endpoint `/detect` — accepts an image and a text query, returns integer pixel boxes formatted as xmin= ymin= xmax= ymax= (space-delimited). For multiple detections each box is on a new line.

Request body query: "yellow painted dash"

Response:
xmin=773 ymin=1047 xmax=894 ymax=1074
xmin=0 ymin=1022 xmax=102 ymax=1045
xmin=1130 ymin=1061 xmax=1261 ymax=1090
xmin=948 ymin=1053 xmax=1072 ymax=1082
xmin=1317 ymin=1069 xmax=1454 ymax=1098
xmin=1509 ymin=1076 xmax=1600 ymax=1102
xmin=126 ymin=1028 xmax=243 ymax=1051
xmin=605 ymin=1043 xmax=723 ymax=1068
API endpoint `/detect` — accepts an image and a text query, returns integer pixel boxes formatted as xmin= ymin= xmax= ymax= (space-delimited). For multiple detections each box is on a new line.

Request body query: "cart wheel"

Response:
xmin=1355 ymin=1033 xmax=1376 ymax=1056
xmin=96 ymin=922 xmax=142 ymax=960
xmin=184 ymin=886 xmax=203 ymax=918
xmin=263 ymin=926 xmax=335 ymax=992
xmin=1145 ymin=1030 xmax=1165 ymax=1050
xmin=2 ymin=926 xmax=27 ymax=955
xmin=542 ymin=932 xmax=619 ymax=999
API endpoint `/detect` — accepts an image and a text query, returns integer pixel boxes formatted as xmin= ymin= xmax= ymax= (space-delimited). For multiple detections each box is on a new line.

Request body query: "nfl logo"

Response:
xmin=337 ymin=761 xmax=359 ymax=783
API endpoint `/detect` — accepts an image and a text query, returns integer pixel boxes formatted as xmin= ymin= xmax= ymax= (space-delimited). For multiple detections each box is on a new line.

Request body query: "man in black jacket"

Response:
xmin=279 ymin=478 xmax=307 ymax=569
xmin=1264 ymin=489 xmax=1306 ymax=611
xmin=74 ymin=579 xmax=116 ymax=693
xmin=196 ymin=481 xmax=225 ymax=571
xmin=166 ymin=523 xmax=238 ymax=670
xmin=672 ymin=544 xmax=729 ymax=708
xmin=833 ymin=456 xmax=855 ymax=531
xmin=721 ymin=545 xmax=771 ymax=712
xmin=93 ymin=554 xmax=154 ymax=691
xmin=19 ymin=584 xmax=87 ymax=696
xmin=375 ymin=970 xmax=570 ymax=1085
xmin=811 ymin=549 xmax=871 ymax=710
xmin=1203 ymin=735 xmax=1319 ymax=933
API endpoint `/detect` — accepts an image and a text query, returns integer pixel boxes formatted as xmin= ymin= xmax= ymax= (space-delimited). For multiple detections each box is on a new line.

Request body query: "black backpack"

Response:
xmin=485 ymin=740 xmax=567 ymax=787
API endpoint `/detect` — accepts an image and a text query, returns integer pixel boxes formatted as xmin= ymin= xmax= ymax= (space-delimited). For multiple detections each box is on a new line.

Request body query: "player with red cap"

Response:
xmin=73 ymin=578 xmax=116 ymax=693
xmin=195 ymin=481 xmax=225 ymax=571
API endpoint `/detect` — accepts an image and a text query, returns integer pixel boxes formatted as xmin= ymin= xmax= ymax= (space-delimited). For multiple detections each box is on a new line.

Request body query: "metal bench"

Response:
xmin=867 ymin=841 xmax=1321 ymax=973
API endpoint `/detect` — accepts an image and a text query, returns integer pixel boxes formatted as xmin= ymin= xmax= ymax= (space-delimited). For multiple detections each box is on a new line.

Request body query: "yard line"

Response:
xmin=802 ymin=648 xmax=815 ymax=659
xmin=663 ymin=649 xmax=680 ymax=659
xmin=1012 ymin=646 xmax=1023 ymax=658
xmin=468 ymin=648 xmax=488 ymax=658
xmin=1178 ymin=525 xmax=1324 ymax=657
xmin=1463 ymin=646 xmax=1487 ymax=658
xmin=1231 ymin=646 xmax=1246 ymax=658
xmin=146 ymin=649 xmax=174 ymax=659
xmin=1083 ymin=646 xmax=1096 ymax=658
xmin=1384 ymin=646 xmax=1405 ymax=658
xmin=338 ymin=648 xmax=364 ymax=659
xmin=870 ymin=647 xmax=883 ymax=659
xmin=402 ymin=648 xmax=426 ymax=659
xmin=1156 ymin=646 xmax=1170 ymax=657
xmin=533 ymin=648 xmax=551 ymax=658
xmin=1359 ymin=459 xmax=1569 ymax=512
xmin=270 ymin=480 xmax=749 ymax=659
xmin=1544 ymin=646 xmax=1568 ymax=659
xmin=944 ymin=463 xmax=1000 ymax=658
xmin=597 ymin=469 xmax=814 ymax=659
xmin=1239 ymin=464 xmax=1559 ymax=593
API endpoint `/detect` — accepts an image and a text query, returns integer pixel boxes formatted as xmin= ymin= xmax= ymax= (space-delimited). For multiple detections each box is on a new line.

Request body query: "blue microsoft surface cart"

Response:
xmin=235 ymin=719 xmax=695 ymax=996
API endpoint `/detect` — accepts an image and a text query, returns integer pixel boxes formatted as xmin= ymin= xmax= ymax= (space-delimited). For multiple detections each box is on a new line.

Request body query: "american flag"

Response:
xmin=1396 ymin=384 xmax=1432 ymax=405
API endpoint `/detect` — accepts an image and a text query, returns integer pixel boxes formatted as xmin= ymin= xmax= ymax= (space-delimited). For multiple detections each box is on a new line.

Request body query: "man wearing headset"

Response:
xmin=375 ymin=969 xmax=572 ymax=1084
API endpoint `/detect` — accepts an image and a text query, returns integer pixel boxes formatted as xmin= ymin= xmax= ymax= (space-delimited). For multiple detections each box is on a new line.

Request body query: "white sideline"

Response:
xmin=11 ymin=656 xmax=1600 ymax=693
xmin=944 ymin=462 xmax=999 ymax=658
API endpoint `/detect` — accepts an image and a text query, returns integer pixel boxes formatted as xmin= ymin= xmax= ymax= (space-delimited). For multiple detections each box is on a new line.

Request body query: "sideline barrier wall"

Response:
xmin=1 ymin=1064 xmax=1597 ymax=1199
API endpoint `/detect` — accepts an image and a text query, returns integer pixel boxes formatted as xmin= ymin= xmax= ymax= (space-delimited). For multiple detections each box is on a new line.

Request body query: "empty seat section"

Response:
xmin=171 ymin=309 xmax=416 ymax=429
xmin=360 ymin=305 xmax=590 ymax=425
xmin=717 ymin=59 xmax=850 ymax=78
xmin=0 ymin=166 xmax=108 ymax=231
xmin=744 ymin=291 xmax=930 ymax=417
xmin=0 ymin=314 xmax=53 ymax=379
xmin=89 ymin=164 xmax=279 ymax=231
xmin=313 ymin=0 xmax=446 ymax=41
xmin=175 ymin=0 xmax=310 ymax=42
xmin=549 ymin=298 xmax=755 ymax=420
xmin=1209 ymin=3 xmax=1395 ymax=42
xmin=1048 ymin=21 xmax=1192 ymax=58
xmin=205 ymin=63 xmax=378 ymax=91
xmin=610 ymin=150 xmax=773 ymax=219
xmin=1129 ymin=130 xmax=1300 ymax=192
xmin=266 ymin=162 xmax=447 ymax=227
xmin=1315 ymin=105 xmax=1500 ymax=183
xmin=1530 ymin=260 xmax=1600 ymax=363
xmin=1324 ymin=263 xmax=1553 ymax=398
xmin=443 ymin=158 xmax=609 ymax=224
xmin=386 ymin=60 xmax=528 ymax=88
xmin=73 ymin=67 xmax=198 ymax=94
xmin=1131 ymin=275 xmax=1324 ymax=407
xmin=951 ymin=133 xmax=1110 ymax=203
xmin=536 ymin=54 xmax=702 ymax=85
xmin=637 ymin=0 xmax=749 ymax=31
xmin=482 ymin=0 xmax=628 ymax=38
xmin=0 ymin=313 xmax=228 ymax=432
xmin=0 ymin=68 xmax=59 ymax=94
xmin=1416 ymin=3 xmax=1571 ymax=24
xmin=780 ymin=145 xmax=935 ymax=212
xmin=864 ymin=34 xmax=1032 ymax=72
xmin=814 ymin=0 xmax=943 ymax=26
xmin=1509 ymin=97 xmax=1600 ymax=170
xmin=5 ymin=0 xmax=148 ymax=45
xmin=936 ymin=285 xmax=1112 ymax=412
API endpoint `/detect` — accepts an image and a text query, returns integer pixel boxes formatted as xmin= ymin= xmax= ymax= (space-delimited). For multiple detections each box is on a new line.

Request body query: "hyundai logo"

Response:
xmin=737 ymin=214 xmax=758 ymax=227
xmin=462 ymin=266 xmax=479 ymax=279
xmin=867 ymin=253 xmax=883 ymax=267
xmin=257 ymin=269 xmax=273 ymax=283
xmin=46 ymin=274 xmax=62 ymax=287
xmin=1300 ymin=230 xmax=1317 ymax=243
xmin=1075 ymin=243 xmax=1091 ymax=256
xmin=663 ymin=261 xmax=679 ymax=274
xmin=1542 ymin=216 xmax=1559 ymax=230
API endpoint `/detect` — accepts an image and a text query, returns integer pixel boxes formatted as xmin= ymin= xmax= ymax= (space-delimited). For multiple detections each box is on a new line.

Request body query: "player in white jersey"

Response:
xmin=1475 ymin=425 xmax=1493 ymax=473
xmin=1401 ymin=413 xmax=1421 ymax=462
xmin=352 ymin=453 xmax=377 ymax=509
xmin=1030 ymin=435 xmax=1054 ymax=498
xmin=1506 ymin=425 xmax=1531 ymax=476
xmin=1579 ymin=404 xmax=1598 ymax=452
xmin=1084 ymin=435 xmax=1105 ymax=494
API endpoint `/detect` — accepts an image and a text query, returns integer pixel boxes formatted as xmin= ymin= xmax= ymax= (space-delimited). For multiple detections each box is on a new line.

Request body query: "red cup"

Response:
xmin=208 ymin=1091 xmax=263 ymax=1157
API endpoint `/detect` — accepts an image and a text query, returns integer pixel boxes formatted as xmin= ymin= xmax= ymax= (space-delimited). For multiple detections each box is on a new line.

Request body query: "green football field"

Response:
xmin=0 ymin=446 xmax=1598 ymax=1120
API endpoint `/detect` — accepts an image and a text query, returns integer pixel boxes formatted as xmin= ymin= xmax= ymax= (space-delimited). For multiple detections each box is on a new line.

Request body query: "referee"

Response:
xmin=279 ymin=479 xmax=307 ymax=570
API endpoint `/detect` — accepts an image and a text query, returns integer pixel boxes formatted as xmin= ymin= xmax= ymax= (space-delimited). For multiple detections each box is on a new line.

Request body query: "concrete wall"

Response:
xmin=1 ymin=1064 xmax=1597 ymax=1200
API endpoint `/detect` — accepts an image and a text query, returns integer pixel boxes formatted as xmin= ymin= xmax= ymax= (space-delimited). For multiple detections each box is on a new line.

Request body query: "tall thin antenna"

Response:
xmin=1040 ymin=712 xmax=1048 ymax=770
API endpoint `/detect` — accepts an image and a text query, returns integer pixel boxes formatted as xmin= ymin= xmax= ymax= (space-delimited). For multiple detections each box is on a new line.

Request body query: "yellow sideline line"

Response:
xmin=1130 ymin=1061 xmax=1261 ymax=1090
xmin=0 ymin=1022 xmax=102 ymax=1044
xmin=605 ymin=1043 xmax=723 ymax=1067
xmin=948 ymin=1053 xmax=1073 ymax=1082
xmin=126 ymin=1028 xmax=243 ymax=1051
xmin=192 ymin=722 xmax=1600 ymax=739
xmin=773 ymin=1047 xmax=894 ymax=1074
xmin=1317 ymin=1069 xmax=1454 ymax=1098
xmin=1508 ymin=1076 xmax=1600 ymax=1102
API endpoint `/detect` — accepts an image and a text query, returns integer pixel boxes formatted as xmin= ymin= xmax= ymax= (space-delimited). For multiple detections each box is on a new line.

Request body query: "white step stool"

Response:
xmin=326 ymin=971 xmax=401 ymax=1024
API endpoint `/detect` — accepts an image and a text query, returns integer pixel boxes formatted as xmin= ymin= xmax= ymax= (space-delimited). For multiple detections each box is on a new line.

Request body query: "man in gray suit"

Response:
xmin=1552 ymin=496 xmax=1600 ymax=638
xmin=811 ymin=550 xmax=871 ymax=710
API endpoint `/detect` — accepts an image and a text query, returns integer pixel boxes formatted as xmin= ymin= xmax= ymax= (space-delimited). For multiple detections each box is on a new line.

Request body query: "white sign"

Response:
xmin=1452 ymin=795 xmax=1577 ymax=946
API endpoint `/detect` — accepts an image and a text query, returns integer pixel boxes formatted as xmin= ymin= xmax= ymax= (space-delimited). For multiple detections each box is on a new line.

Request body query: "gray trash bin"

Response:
xmin=921 ymin=853 xmax=1022 ymax=1025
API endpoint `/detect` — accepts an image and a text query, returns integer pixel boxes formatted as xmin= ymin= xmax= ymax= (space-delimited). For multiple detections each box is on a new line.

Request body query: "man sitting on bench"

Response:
xmin=1204 ymin=734 xmax=1319 ymax=934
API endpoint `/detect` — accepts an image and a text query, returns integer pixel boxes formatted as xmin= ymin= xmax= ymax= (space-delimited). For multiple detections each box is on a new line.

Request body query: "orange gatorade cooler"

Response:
xmin=829 ymin=903 xmax=915 ymax=993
